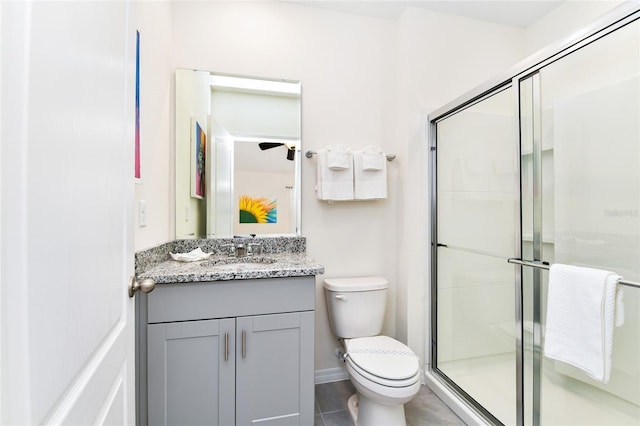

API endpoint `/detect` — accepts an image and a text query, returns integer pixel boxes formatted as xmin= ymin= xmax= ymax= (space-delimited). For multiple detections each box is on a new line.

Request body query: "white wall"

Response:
xmin=133 ymin=1 xmax=174 ymax=249
xmin=524 ymin=0 xmax=624 ymax=56
xmin=211 ymin=90 xmax=300 ymax=138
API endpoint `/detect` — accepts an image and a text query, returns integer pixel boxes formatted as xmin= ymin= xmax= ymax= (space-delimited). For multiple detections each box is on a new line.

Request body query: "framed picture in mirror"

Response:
xmin=191 ymin=117 xmax=206 ymax=199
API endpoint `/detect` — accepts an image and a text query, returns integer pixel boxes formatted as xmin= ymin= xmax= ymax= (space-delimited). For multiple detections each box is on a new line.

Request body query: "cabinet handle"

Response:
xmin=224 ymin=333 xmax=229 ymax=362
xmin=242 ymin=330 xmax=246 ymax=359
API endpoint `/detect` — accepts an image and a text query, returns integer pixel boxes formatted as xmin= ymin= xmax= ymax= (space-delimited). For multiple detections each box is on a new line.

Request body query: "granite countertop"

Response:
xmin=135 ymin=237 xmax=324 ymax=284
xmin=139 ymin=252 xmax=324 ymax=284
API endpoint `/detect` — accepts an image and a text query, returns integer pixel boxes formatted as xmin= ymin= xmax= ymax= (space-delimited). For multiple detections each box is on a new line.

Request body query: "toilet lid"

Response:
xmin=323 ymin=276 xmax=388 ymax=292
xmin=345 ymin=336 xmax=419 ymax=381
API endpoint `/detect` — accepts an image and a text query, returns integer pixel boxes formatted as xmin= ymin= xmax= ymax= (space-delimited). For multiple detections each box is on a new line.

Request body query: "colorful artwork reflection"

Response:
xmin=191 ymin=119 xmax=206 ymax=199
xmin=239 ymin=196 xmax=277 ymax=223
xmin=134 ymin=30 xmax=140 ymax=180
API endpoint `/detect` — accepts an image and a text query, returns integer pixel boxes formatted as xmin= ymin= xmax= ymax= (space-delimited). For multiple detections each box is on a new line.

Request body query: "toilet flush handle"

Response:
xmin=334 ymin=294 xmax=348 ymax=302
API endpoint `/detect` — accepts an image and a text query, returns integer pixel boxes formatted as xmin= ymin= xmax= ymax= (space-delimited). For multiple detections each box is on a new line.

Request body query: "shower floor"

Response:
xmin=439 ymin=353 xmax=640 ymax=425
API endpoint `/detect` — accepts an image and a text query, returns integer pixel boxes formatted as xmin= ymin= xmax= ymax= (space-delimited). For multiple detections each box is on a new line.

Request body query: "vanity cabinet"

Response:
xmin=147 ymin=318 xmax=236 ymax=425
xmin=140 ymin=276 xmax=315 ymax=426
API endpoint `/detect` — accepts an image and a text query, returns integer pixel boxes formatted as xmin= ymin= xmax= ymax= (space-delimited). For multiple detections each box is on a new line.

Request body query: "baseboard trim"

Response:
xmin=315 ymin=367 xmax=349 ymax=384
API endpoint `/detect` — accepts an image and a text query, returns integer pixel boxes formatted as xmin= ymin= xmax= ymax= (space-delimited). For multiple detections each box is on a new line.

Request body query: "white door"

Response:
xmin=1 ymin=1 xmax=137 ymax=424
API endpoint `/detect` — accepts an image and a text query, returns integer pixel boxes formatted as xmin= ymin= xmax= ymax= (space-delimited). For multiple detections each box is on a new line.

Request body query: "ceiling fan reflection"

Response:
xmin=258 ymin=142 xmax=296 ymax=161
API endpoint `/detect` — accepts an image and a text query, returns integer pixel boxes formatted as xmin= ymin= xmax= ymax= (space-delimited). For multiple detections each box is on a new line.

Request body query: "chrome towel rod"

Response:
xmin=507 ymin=258 xmax=640 ymax=289
xmin=305 ymin=150 xmax=396 ymax=161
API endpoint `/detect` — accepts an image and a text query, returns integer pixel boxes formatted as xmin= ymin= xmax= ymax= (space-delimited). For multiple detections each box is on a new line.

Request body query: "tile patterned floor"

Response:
xmin=314 ymin=380 xmax=466 ymax=426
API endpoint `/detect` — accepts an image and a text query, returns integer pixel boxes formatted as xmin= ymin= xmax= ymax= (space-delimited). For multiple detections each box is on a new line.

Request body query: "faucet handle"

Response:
xmin=221 ymin=243 xmax=237 ymax=257
xmin=247 ymin=242 xmax=262 ymax=256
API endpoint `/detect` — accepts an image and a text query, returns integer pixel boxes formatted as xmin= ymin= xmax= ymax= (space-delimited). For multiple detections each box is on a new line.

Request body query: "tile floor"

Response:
xmin=314 ymin=380 xmax=466 ymax=426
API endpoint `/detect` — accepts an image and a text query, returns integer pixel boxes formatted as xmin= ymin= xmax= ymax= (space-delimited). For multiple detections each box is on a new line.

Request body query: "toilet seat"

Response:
xmin=345 ymin=336 xmax=420 ymax=388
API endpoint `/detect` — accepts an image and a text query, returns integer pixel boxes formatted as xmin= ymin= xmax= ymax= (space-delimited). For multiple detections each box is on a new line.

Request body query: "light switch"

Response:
xmin=139 ymin=200 xmax=147 ymax=227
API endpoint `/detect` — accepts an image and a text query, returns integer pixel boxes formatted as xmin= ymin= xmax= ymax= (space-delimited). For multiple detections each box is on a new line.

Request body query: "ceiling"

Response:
xmin=291 ymin=1 xmax=565 ymax=28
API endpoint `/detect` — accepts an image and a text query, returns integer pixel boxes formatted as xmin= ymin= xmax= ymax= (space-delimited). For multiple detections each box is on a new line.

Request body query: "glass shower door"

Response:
xmin=432 ymin=8 xmax=640 ymax=426
xmin=520 ymin=16 xmax=640 ymax=426
xmin=434 ymin=86 xmax=519 ymax=425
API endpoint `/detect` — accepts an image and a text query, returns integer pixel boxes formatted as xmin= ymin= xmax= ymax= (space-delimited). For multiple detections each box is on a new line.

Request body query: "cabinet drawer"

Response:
xmin=147 ymin=276 xmax=315 ymax=323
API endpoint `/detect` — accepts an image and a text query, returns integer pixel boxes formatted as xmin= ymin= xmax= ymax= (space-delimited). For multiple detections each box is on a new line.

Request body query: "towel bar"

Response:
xmin=507 ymin=258 xmax=640 ymax=289
xmin=305 ymin=150 xmax=396 ymax=161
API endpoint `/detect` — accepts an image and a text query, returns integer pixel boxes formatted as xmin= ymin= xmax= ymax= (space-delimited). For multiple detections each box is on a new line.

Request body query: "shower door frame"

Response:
xmin=426 ymin=4 xmax=640 ymax=425
xmin=428 ymin=80 xmax=522 ymax=426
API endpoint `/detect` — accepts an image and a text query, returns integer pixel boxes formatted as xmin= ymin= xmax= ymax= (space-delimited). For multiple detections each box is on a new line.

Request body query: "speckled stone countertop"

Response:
xmin=136 ymin=237 xmax=324 ymax=284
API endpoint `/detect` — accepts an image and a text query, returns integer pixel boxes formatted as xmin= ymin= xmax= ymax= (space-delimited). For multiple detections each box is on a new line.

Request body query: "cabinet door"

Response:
xmin=148 ymin=318 xmax=235 ymax=426
xmin=236 ymin=312 xmax=314 ymax=426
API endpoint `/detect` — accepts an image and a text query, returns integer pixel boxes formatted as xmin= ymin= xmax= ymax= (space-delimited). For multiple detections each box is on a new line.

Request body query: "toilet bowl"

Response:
xmin=323 ymin=277 xmax=421 ymax=426
xmin=344 ymin=336 xmax=421 ymax=425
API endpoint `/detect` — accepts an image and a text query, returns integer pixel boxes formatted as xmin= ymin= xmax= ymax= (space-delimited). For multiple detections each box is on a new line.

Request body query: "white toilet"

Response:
xmin=323 ymin=276 xmax=421 ymax=426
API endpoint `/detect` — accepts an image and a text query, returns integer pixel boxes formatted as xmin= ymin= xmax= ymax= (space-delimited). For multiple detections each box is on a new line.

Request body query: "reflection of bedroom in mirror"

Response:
xmin=175 ymin=69 xmax=301 ymax=239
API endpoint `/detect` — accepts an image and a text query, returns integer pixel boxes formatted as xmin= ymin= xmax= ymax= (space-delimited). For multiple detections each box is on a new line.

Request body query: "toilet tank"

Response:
xmin=323 ymin=276 xmax=388 ymax=338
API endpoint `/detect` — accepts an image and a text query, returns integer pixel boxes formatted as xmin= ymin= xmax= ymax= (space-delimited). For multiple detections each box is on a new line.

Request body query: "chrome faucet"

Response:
xmin=235 ymin=242 xmax=247 ymax=257
xmin=229 ymin=236 xmax=262 ymax=257
xmin=221 ymin=243 xmax=237 ymax=257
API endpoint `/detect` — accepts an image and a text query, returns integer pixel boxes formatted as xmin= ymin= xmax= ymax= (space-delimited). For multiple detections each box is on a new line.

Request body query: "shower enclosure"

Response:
xmin=428 ymin=5 xmax=640 ymax=425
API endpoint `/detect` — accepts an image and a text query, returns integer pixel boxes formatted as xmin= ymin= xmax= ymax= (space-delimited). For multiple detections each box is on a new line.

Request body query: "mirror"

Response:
xmin=175 ymin=69 xmax=301 ymax=239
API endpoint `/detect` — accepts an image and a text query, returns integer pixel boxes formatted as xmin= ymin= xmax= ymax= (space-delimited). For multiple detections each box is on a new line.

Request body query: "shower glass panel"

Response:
xmin=431 ymin=8 xmax=640 ymax=426
xmin=528 ymin=17 xmax=640 ymax=425
xmin=435 ymin=86 xmax=518 ymax=425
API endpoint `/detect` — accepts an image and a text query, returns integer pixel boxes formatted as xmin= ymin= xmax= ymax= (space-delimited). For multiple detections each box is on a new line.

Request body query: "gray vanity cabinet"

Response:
xmin=147 ymin=318 xmax=236 ymax=425
xmin=235 ymin=312 xmax=314 ymax=425
xmin=141 ymin=277 xmax=315 ymax=426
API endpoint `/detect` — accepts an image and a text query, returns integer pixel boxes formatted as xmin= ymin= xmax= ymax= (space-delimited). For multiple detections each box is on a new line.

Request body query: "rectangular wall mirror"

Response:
xmin=175 ymin=69 xmax=301 ymax=239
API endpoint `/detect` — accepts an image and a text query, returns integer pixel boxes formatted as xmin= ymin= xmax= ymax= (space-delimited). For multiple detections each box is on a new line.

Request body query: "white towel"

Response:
xmin=327 ymin=145 xmax=351 ymax=170
xmin=315 ymin=149 xmax=354 ymax=200
xmin=353 ymin=147 xmax=387 ymax=199
xmin=544 ymin=264 xmax=625 ymax=383
xmin=170 ymin=248 xmax=213 ymax=262
xmin=361 ymin=152 xmax=384 ymax=171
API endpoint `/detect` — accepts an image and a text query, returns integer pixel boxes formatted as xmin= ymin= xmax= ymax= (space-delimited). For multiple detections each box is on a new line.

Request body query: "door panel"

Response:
xmin=434 ymin=85 xmax=518 ymax=426
xmin=533 ymin=18 xmax=640 ymax=425
xmin=436 ymin=88 xmax=518 ymax=258
xmin=1 ymin=1 xmax=136 ymax=424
